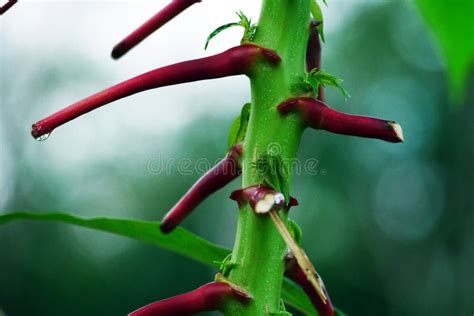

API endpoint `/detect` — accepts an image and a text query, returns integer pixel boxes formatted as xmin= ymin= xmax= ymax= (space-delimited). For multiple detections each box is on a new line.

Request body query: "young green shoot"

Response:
xmin=306 ymin=69 xmax=350 ymax=100
xmin=227 ymin=103 xmax=251 ymax=151
xmin=205 ymin=11 xmax=258 ymax=50
xmin=252 ymin=153 xmax=291 ymax=202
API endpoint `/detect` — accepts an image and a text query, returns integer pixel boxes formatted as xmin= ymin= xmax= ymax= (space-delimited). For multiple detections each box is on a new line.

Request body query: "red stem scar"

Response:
xmin=111 ymin=0 xmax=201 ymax=59
xmin=31 ymin=45 xmax=280 ymax=139
xmin=128 ymin=281 xmax=251 ymax=316
xmin=278 ymin=97 xmax=404 ymax=143
xmin=306 ymin=20 xmax=324 ymax=102
xmin=285 ymin=254 xmax=335 ymax=316
xmin=230 ymin=185 xmax=298 ymax=214
xmin=160 ymin=144 xmax=243 ymax=234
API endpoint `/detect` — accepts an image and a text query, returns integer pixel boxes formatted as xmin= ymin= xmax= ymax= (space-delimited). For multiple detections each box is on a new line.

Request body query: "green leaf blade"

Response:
xmin=310 ymin=0 xmax=325 ymax=42
xmin=227 ymin=115 xmax=242 ymax=150
xmin=282 ymin=279 xmax=318 ymax=315
xmin=414 ymin=0 xmax=474 ymax=101
xmin=307 ymin=69 xmax=350 ymax=100
xmin=205 ymin=11 xmax=258 ymax=50
xmin=205 ymin=22 xmax=241 ymax=50
xmin=0 ymin=211 xmax=228 ymax=266
xmin=227 ymin=102 xmax=251 ymax=151
xmin=0 ymin=211 xmax=335 ymax=315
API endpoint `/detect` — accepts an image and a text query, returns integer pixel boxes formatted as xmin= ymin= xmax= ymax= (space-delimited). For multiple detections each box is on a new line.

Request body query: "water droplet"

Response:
xmin=35 ymin=133 xmax=50 ymax=142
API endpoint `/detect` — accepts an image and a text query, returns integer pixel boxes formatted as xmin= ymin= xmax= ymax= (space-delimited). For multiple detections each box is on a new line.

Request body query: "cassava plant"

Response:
xmin=6 ymin=0 xmax=405 ymax=315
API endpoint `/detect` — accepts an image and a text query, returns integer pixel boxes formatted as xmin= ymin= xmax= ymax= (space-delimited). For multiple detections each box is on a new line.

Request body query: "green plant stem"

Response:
xmin=225 ymin=1 xmax=311 ymax=314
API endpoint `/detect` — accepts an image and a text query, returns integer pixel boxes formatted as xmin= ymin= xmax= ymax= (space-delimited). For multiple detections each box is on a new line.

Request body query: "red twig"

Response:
xmin=128 ymin=281 xmax=251 ymax=316
xmin=112 ymin=0 xmax=201 ymax=59
xmin=0 ymin=0 xmax=17 ymax=15
xmin=160 ymin=144 xmax=243 ymax=234
xmin=278 ymin=97 xmax=404 ymax=143
xmin=306 ymin=20 xmax=322 ymax=72
xmin=306 ymin=20 xmax=325 ymax=102
xmin=32 ymin=45 xmax=280 ymax=139
xmin=285 ymin=253 xmax=335 ymax=316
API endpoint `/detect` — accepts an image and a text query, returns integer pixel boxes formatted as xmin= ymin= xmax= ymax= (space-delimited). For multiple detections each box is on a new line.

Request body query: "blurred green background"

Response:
xmin=1 ymin=1 xmax=473 ymax=315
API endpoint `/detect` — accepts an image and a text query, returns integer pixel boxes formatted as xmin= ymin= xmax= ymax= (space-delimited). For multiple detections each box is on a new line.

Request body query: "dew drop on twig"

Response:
xmin=35 ymin=133 xmax=50 ymax=142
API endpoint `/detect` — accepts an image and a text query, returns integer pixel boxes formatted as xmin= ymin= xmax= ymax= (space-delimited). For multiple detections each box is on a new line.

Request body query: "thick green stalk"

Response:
xmin=225 ymin=1 xmax=311 ymax=314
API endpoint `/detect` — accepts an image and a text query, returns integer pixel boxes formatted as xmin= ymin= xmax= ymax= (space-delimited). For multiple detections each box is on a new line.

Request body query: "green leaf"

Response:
xmin=414 ymin=0 xmax=474 ymax=101
xmin=227 ymin=103 xmax=251 ymax=151
xmin=246 ymin=24 xmax=258 ymax=41
xmin=266 ymin=155 xmax=282 ymax=194
xmin=288 ymin=220 xmax=303 ymax=245
xmin=236 ymin=10 xmax=251 ymax=29
xmin=281 ymin=279 xmax=317 ymax=315
xmin=0 ymin=211 xmax=319 ymax=315
xmin=227 ymin=116 xmax=241 ymax=150
xmin=307 ymin=74 xmax=322 ymax=96
xmin=0 ymin=211 xmax=228 ymax=266
xmin=236 ymin=11 xmax=258 ymax=41
xmin=205 ymin=11 xmax=257 ymax=50
xmin=335 ymin=308 xmax=347 ymax=316
xmin=213 ymin=253 xmax=235 ymax=277
xmin=307 ymin=69 xmax=350 ymax=100
xmin=252 ymin=153 xmax=291 ymax=202
xmin=277 ymin=161 xmax=290 ymax=202
xmin=205 ymin=22 xmax=241 ymax=50
xmin=310 ymin=0 xmax=325 ymax=42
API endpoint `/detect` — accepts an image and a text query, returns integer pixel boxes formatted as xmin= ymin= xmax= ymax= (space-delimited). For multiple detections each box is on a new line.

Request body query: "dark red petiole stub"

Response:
xmin=128 ymin=281 xmax=251 ymax=316
xmin=160 ymin=144 xmax=243 ymax=234
xmin=306 ymin=20 xmax=322 ymax=72
xmin=31 ymin=45 xmax=280 ymax=140
xmin=112 ymin=0 xmax=202 ymax=59
xmin=230 ymin=185 xmax=298 ymax=214
xmin=0 ymin=0 xmax=17 ymax=15
xmin=278 ymin=97 xmax=404 ymax=143
xmin=285 ymin=253 xmax=335 ymax=316
xmin=306 ymin=20 xmax=325 ymax=102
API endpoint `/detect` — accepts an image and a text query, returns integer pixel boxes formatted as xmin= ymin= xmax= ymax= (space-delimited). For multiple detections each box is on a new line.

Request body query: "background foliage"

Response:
xmin=0 ymin=1 xmax=473 ymax=315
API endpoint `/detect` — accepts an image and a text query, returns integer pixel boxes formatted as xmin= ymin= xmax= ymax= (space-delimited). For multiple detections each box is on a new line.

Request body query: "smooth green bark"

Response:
xmin=225 ymin=1 xmax=311 ymax=314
